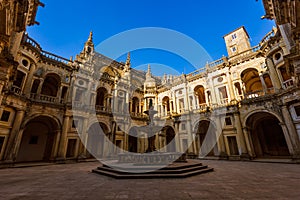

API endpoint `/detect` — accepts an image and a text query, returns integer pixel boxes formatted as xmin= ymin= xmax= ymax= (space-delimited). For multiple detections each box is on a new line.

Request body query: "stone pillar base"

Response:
xmin=292 ymin=154 xmax=300 ymax=163
xmin=218 ymin=152 xmax=228 ymax=160
xmin=55 ymin=157 xmax=66 ymax=164
xmin=240 ymin=153 xmax=251 ymax=161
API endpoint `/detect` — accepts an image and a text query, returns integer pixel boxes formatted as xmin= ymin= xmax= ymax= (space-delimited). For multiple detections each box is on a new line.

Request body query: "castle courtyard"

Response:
xmin=0 ymin=161 xmax=299 ymax=200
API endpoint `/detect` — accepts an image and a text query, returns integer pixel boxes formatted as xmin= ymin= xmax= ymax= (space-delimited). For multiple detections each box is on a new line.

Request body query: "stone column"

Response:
xmin=215 ymin=116 xmax=227 ymax=159
xmin=174 ymin=122 xmax=181 ymax=152
xmin=281 ymin=105 xmax=300 ymax=158
xmin=36 ymin=79 xmax=44 ymax=98
xmin=259 ymin=73 xmax=267 ymax=93
xmin=242 ymin=127 xmax=254 ymax=157
xmin=234 ymin=112 xmax=249 ymax=159
xmin=4 ymin=109 xmax=26 ymax=162
xmin=57 ymin=85 xmax=63 ymax=103
xmin=23 ymin=64 xmax=36 ymax=96
xmin=266 ymin=58 xmax=282 ymax=90
xmin=209 ymin=78 xmax=218 ymax=106
xmin=226 ymin=72 xmax=235 ymax=101
xmin=57 ymin=115 xmax=70 ymax=160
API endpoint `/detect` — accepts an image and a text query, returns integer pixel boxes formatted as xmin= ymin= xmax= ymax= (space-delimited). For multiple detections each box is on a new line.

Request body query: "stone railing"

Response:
xmin=283 ymin=79 xmax=294 ymax=89
xmin=10 ymin=85 xmax=22 ymax=95
xmin=244 ymin=88 xmax=276 ymax=99
xmin=39 ymin=94 xmax=58 ymax=103
xmin=208 ymin=58 xmax=225 ymax=68
xmin=130 ymin=112 xmax=148 ymax=119
xmin=95 ymin=105 xmax=112 ymax=113
xmin=23 ymin=35 xmax=71 ymax=65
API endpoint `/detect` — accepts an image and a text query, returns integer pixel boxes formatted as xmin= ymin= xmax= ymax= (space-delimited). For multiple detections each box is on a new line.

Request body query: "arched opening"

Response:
xmin=96 ymin=87 xmax=108 ymax=109
xmin=131 ymin=97 xmax=139 ymax=113
xmin=162 ymin=96 xmax=170 ymax=116
xmin=86 ymin=122 xmax=109 ymax=158
xmin=162 ymin=126 xmax=176 ymax=152
xmin=194 ymin=85 xmax=206 ymax=106
xmin=246 ymin=112 xmax=290 ymax=158
xmin=16 ymin=116 xmax=59 ymax=162
xmin=41 ymin=74 xmax=61 ymax=97
xmin=128 ymin=127 xmax=138 ymax=153
xmin=241 ymin=68 xmax=263 ymax=94
xmin=195 ymin=120 xmax=218 ymax=157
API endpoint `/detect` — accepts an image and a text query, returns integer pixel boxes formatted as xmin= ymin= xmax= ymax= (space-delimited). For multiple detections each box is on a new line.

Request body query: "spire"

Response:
xmin=124 ymin=52 xmax=131 ymax=72
xmin=126 ymin=52 xmax=131 ymax=65
xmin=88 ymin=31 xmax=93 ymax=43
xmin=147 ymin=64 xmax=151 ymax=75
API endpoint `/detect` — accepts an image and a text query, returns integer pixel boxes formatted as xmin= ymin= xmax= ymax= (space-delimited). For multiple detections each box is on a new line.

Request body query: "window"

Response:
xmin=231 ymin=46 xmax=237 ymax=52
xmin=1 ymin=111 xmax=10 ymax=122
xmin=225 ymin=117 xmax=232 ymax=126
xmin=232 ymin=33 xmax=237 ymax=40
xmin=29 ymin=136 xmax=38 ymax=144
xmin=66 ymin=139 xmax=77 ymax=157
xmin=294 ymin=106 xmax=300 ymax=117
xmin=227 ymin=136 xmax=239 ymax=155
xmin=72 ymin=120 xmax=78 ymax=128
xmin=181 ymin=123 xmax=186 ymax=131
xmin=0 ymin=136 xmax=5 ymax=154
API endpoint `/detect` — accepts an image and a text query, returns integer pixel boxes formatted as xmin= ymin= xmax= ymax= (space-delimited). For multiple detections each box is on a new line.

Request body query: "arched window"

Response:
xmin=41 ymin=74 xmax=61 ymax=97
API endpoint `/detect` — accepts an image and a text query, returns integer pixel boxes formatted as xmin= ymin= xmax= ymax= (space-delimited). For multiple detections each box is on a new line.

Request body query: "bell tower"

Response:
xmin=223 ymin=26 xmax=251 ymax=58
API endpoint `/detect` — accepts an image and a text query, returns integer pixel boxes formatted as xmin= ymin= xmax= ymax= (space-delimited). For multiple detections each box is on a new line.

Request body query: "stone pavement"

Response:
xmin=0 ymin=160 xmax=299 ymax=200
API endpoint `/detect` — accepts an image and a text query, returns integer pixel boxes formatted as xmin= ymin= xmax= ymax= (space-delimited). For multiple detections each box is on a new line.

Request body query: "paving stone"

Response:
xmin=0 ymin=161 xmax=299 ymax=199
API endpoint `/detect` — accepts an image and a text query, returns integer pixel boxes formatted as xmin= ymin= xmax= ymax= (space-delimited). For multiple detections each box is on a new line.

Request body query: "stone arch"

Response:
xmin=161 ymin=126 xmax=176 ymax=152
xmin=16 ymin=115 xmax=60 ymax=162
xmin=86 ymin=122 xmax=110 ymax=158
xmin=246 ymin=111 xmax=290 ymax=158
xmin=128 ymin=126 xmax=138 ymax=153
xmin=96 ymin=87 xmax=108 ymax=108
xmin=41 ymin=73 xmax=61 ymax=97
xmin=242 ymin=109 xmax=284 ymax=127
xmin=240 ymin=68 xmax=263 ymax=94
xmin=131 ymin=97 xmax=140 ymax=113
xmin=194 ymin=120 xmax=218 ymax=157
xmin=194 ymin=85 xmax=206 ymax=105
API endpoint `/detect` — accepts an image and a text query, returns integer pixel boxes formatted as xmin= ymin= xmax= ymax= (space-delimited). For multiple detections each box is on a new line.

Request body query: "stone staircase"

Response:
xmin=92 ymin=160 xmax=213 ymax=179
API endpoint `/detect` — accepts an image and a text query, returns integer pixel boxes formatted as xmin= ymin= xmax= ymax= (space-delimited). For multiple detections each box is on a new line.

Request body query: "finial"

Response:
xmin=88 ymin=31 xmax=93 ymax=42
xmin=147 ymin=64 xmax=151 ymax=74
xmin=126 ymin=52 xmax=131 ymax=65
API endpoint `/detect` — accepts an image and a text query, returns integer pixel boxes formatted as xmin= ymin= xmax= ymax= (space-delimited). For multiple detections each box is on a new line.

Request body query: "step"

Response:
xmin=102 ymin=160 xmax=203 ymax=171
xmin=92 ymin=167 xmax=213 ymax=179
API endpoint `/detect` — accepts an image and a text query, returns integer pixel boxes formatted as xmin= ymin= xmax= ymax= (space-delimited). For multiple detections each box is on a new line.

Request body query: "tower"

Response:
xmin=223 ymin=26 xmax=251 ymax=58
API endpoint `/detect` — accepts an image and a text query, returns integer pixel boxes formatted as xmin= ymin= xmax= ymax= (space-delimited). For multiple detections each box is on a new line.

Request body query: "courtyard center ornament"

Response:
xmin=71 ymin=27 xmax=227 ymax=173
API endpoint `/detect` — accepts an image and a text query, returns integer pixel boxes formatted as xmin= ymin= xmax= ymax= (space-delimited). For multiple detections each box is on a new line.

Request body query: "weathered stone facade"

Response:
xmin=0 ymin=0 xmax=299 ymax=165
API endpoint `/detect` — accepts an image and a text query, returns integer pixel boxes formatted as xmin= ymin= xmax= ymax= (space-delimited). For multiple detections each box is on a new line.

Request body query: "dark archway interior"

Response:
xmin=164 ymin=126 xmax=176 ymax=152
xmin=96 ymin=87 xmax=108 ymax=107
xmin=194 ymin=85 xmax=206 ymax=104
xmin=195 ymin=120 xmax=217 ymax=156
xmin=128 ymin=127 xmax=138 ymax=153
xmin=87 ymin=122 xmax=109 ymax=158
xmin=247 ymin=112 xmax=290 ymax=158
xmin=17 ymin=116 xmax=59 ymax=162
xmin=241 ymin=68 xmax=262 ymax=93
xmin=41 ymin=74 xmax=61 ymax=97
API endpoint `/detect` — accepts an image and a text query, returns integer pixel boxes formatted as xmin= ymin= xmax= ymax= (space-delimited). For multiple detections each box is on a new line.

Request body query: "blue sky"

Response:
xmin=27 ymin=0 xmax=275 ymax=75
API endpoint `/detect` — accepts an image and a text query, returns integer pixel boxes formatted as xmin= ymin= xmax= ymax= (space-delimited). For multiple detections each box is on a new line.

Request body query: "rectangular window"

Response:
xmin=225 ymin=117 xmax=232 ymax=126
xmin=72 ymin=120 xmax=78 ymax=128
xmin=29 ymin=136 xmax=39 ymax=144
xmin=227 ymin=136 xmax=239 ymax=155
xmin=231 ymin=46 xmax=237 ymax=52
xmin=232 ymin=33 xmax=237 ymax=40
xmin=0 ymin=136 xmax=5 ymax=154
xmin=294 ymin=106 xmax=300 ymax=117
xmin=66 ymin=139 xmax=77 ymax=157
xmin=181 ymin=123 xmax=186 ymax=131
xmin=0 ymin=111 xmax=10 ymax=122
